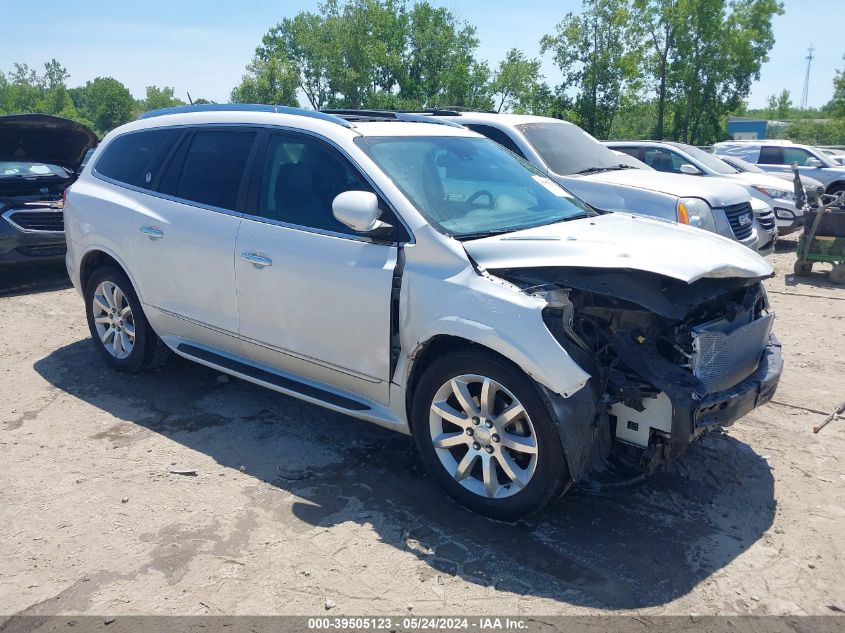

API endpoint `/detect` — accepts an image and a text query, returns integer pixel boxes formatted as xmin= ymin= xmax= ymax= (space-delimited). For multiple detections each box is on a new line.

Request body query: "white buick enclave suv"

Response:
xmin=64 ymin=105 xmax=782 ymax=519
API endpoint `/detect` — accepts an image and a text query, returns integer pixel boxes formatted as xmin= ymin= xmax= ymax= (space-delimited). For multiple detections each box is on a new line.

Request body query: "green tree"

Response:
xmin=139 ymin=86 xmax=185 ymax=112
xmin=631 ymin=0 xmax=781 ymax=143
xmin=237 ymin=0 xmax=493 ymax=111
xmin=491 ymin=49 xmax=543 ymax=112
xmin=831 ymin=56 xmax=845 ymax=120
xmin=231 ymin=56 xmax=300 ymax=105
xmin=775 ymin=89 xmax=792 ymax=119
xmin=541 ymin=0 xmax=636 ymax=138
xmin=630 ymin=0 xmax=679 ymax=139
xmin=73 ymin=77 xmax=135 ymax=135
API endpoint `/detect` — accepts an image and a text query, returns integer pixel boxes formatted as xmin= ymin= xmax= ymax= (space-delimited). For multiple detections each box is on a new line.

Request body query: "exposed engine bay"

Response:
xmin=491 ymin=267 xmax=783 ymax=481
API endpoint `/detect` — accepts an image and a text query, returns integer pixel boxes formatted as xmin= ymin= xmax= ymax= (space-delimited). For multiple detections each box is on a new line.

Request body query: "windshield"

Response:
xmin=355 ymin=135 xmax=595 ymax=238
xmin=0 ymin=161 xmax=68 ymax=179
xmin=669 ymin=143 xmax=738 ymax=175
xmin=516 ymin=122 xmax=624 ymax=175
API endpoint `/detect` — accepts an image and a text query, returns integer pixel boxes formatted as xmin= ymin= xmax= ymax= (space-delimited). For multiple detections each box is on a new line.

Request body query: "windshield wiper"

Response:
xmin=456 ymin=228 xmax=520 ymax=241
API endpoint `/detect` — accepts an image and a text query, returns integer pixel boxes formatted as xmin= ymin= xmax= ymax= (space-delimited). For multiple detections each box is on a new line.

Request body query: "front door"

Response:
xmin=234 ymin=131 xmax=399 ymax=404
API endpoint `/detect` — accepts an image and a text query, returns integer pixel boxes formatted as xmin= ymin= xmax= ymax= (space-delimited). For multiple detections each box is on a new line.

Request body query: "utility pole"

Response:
xmin=800 ymin=45 xmax=814 ymax=109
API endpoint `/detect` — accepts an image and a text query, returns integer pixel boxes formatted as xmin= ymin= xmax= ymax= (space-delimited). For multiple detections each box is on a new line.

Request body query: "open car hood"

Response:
xmin=0 ymin=114 xmax=98 ymax=172
xmin=462 ymin=212 xmax=772 ymax=285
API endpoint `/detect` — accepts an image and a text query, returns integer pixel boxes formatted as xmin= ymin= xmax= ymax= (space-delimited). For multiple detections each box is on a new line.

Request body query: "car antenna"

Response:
xmin=187 ymin=92 xmax=193 ymax=105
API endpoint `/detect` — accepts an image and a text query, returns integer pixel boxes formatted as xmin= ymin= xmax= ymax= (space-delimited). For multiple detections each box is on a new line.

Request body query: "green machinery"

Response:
xmin=793 ymin=191 xmax=845 ymax=285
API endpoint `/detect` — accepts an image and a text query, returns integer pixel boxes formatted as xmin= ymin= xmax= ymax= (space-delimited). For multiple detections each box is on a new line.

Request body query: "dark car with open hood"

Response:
xmin=0 ymin=114 xmax=98 ymax=267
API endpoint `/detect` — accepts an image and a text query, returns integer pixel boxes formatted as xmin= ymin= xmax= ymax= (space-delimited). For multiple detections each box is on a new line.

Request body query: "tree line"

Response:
xmin=2 ymin=0 xmax=844 ymax=144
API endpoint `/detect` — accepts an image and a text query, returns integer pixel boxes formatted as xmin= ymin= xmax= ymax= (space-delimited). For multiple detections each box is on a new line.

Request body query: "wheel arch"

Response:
xmin=405 ymin=333 xmax=600 ymax=489
xmin=825 ymin=179 xmax=845 ymax=194
xmin=79 ymin=247 xmax=141 ymax=300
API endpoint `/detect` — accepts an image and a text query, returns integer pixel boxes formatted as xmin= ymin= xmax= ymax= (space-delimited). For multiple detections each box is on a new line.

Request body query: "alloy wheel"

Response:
xmin=428 ymin=374 xmax=538 ymax=499
xmin=91 ymin=280 xmax=135 ymax=359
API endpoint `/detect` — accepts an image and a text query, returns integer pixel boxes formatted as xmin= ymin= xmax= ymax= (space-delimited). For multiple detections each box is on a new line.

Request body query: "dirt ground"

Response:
xmin=1 ymin=235 xmax=843 ymax=618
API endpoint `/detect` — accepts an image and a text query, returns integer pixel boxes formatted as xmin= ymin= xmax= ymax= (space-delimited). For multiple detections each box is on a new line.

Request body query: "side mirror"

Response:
xmin=679 ymin=163 xmax=702 ymax=175
xmin=332 ymin=191 xmax=383 ymax=233
xmin=806 ymin=158 xmax=823 ymax=168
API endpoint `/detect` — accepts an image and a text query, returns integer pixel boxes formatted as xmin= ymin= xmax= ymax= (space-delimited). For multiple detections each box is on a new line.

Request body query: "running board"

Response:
xmin=177 ymin=343 xmax=370 ymax=412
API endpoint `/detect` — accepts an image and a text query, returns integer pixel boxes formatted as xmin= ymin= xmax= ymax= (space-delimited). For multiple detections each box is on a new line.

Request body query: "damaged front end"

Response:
xmin=492 ymin=267 xmax=783 ymax=481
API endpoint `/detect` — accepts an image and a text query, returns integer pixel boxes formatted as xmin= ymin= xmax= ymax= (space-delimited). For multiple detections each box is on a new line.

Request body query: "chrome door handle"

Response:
xmin=241 ymin=252 xmax=273 ymax=268
xmin=140 ymin=226 xmax=164 ymax=240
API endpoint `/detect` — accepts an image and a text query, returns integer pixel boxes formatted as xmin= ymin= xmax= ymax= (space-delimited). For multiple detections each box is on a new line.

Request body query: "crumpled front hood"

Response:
xmin=0 ymin=114 xmax=98 ymax=172
xmin=578 ymin=169 xmax=749 ymax=207
xmin=463 ymin=212 xmax=772 ymax=284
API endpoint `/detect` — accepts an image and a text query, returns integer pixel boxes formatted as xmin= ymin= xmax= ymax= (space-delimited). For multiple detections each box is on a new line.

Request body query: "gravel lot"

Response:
xmin=1 ymin=236 xmax=843 ymax=617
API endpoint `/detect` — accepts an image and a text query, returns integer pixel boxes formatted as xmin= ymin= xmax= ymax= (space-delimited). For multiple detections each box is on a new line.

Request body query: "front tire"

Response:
xmin=411 ymin=350 xmax=570 ymax=520
xmin=84 ymin=266 xmax=169 ymax=372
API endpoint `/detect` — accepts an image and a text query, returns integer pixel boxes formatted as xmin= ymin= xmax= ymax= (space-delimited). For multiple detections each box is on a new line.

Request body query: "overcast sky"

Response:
xmin=1 ymin=0 xmax=841 ymax=109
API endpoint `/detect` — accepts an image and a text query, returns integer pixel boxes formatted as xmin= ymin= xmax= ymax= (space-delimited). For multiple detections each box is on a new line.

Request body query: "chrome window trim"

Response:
xmin=91 ymin=172 xmax=244 ymax=219
xmin=91 ymin=122 xmax=415 ymax=245
xmin=2 ymin=208 xmax=65 ymax=235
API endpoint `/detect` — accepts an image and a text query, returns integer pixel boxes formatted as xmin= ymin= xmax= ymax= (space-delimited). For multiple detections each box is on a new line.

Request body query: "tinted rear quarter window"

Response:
xmin=758 ymin=146 xmax=784 ymax=164
xmin=161 ymin=129 xmax=256 ymax=211
xmin=95 ymin=129 xmax=180 ymax=188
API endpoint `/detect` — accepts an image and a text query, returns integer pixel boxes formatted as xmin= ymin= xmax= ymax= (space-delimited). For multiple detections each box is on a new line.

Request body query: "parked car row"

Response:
xmin=56 ymin=104 xmax=782 ymax=518
xmin=414 ymin=111 xmax=776 ymax=253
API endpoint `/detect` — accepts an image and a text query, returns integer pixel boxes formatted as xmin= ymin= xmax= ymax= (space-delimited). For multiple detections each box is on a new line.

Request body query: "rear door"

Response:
xmin=234 ymin=130 xmax=402 ymax=404
xmin=131 ymin=127 xmax=258 ymax=350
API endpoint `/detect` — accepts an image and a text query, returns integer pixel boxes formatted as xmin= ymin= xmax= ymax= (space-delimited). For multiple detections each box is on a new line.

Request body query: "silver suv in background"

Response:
xmin=415 ymin=111 xmax=767 ymax=254
xmin=64 ymin=104 xmax=782 ymax=519
xmin=714 ymin=140 xmax=845 ymax=198
xmin=606 ymin=140 xmax=787 ymax=239
xmin=718 ymin=154 xmax=825 ymax=204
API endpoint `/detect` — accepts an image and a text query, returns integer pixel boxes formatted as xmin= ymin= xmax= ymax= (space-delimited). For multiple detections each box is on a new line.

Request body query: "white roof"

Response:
xmin=103 ymin=109 xmax=479 ymax=143
xmin=440 ymin=111 xmax=577 ymax=127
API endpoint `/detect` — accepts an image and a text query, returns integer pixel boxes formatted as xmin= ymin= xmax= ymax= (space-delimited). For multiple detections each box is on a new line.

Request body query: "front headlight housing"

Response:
xmin=751 ymin=185 xmax=795 ymax=201
xmin=677 ymin=197 xmax=717 ymax=233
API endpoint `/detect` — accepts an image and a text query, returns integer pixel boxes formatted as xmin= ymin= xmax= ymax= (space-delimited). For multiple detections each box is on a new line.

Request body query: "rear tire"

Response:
xmin=84 ymin=266 xmax=170 ymax=373
xmin=411 ymin=350 xmax=570 ymax=520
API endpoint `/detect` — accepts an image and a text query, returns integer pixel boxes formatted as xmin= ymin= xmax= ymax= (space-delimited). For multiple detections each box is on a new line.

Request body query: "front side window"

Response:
xmin=95 ymin=129 xmax=180 ymax=189
xmin=643 ymin=148 xmax=677 ymax=173
xmin=165 ymin=130 xmax=256 ymax=211
xmin=670 ymin=143 xmax=737 ymax=174
xmin=782 ymin=146 xmax=817 ymax=167
xmin=255 ymin=134 xmax=372 ymax=234
xmin=355 ymin=135 xmax=594 ymax=239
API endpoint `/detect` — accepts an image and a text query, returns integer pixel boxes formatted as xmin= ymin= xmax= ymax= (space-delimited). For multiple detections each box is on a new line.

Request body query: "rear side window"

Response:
xmin=161 ymin=130 xmax=256 ymax=211
xmin=465 ymin=124 xmax=526 ymax=158
xmin=95 ymin=129 xmax=180 ymax=188
xmin=758 ymin=146 xmax=784 ymax=164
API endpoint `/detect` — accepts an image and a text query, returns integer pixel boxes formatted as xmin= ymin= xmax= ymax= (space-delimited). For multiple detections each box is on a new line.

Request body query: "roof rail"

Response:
xmin=137 ymin=104 xmax=355 ymax=128
xmin=320 ymin=109 xmax=464 ymax=128
xmin=424 ymin=106 xmax=497 ymax=115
